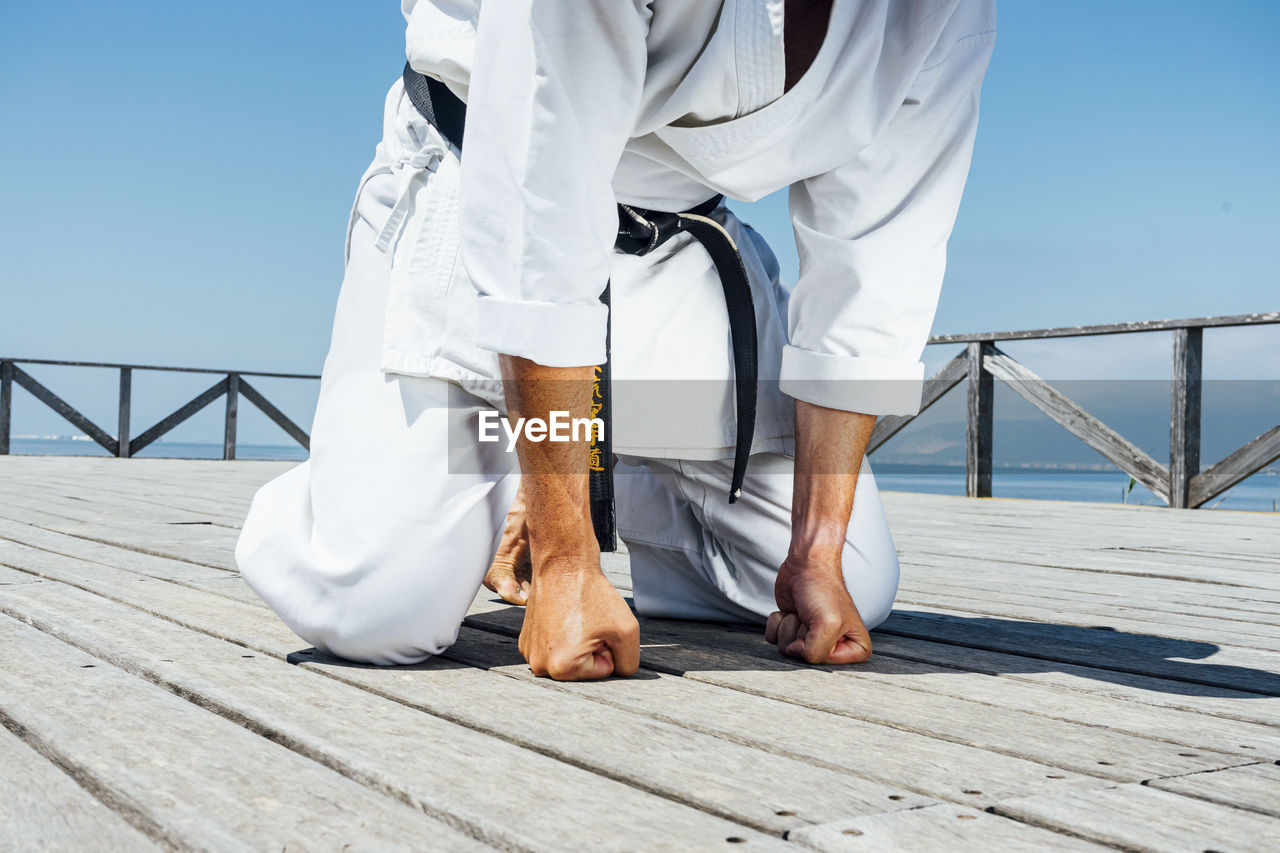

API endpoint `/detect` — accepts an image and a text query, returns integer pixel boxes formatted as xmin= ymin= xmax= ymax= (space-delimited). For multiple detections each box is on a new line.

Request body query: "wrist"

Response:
xmin=788 ymin=401 xmax=875 ymax=574
xmin=525 ymin=498 xmax=599 ymax=577
xmin=499 ymin=354 xmax=600 ymax=578
xmin=789 ymin=474 xmax=855 ymax=567
xmin=532 ymin=553 xmax=600 ymax=580
xmin=786 ymin=526 xmax=846 ymax=572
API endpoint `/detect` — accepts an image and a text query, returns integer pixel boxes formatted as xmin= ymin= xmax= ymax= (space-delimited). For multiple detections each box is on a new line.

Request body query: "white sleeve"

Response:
xmin=461 ymin=0 xmax=651 ymax=367
xmin=781 ymin=29 xmax=995 ymax=416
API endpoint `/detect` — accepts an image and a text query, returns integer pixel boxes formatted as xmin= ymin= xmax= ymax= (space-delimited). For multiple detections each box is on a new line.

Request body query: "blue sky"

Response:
xmin=1 ymin=0 xmax=1277 ymax=446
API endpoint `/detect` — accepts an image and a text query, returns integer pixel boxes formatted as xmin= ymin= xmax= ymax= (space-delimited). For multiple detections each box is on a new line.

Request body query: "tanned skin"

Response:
xmin=485 ymin=4 xmax=865 ymax=680
xmin=496 ymin=355 xmax=640 ymax=681
xmin=488 ymin=354 xmax=875 ymax=679
xmin=765 ymin=402 xmax=876 ymax=664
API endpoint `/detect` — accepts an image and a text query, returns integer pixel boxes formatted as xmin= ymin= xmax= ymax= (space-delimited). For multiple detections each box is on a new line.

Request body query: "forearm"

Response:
xmin=789 ymin=400 xmax=876 ymax=567
xmin=499 ymin=355 xmax=599 ymax=576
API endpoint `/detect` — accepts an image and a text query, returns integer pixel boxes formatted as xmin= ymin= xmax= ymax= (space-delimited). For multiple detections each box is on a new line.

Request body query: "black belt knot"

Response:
xmin=616 ymin=199 xmax=719 ymax=256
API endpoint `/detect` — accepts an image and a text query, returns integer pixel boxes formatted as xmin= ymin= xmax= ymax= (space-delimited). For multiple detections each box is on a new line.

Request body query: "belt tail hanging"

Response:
xmin=589 ymin=283 xmax=617 ymax=551
xmin=673 ymin=214 xmax=758 ymax=503
xmin=615 ymin=200 xmax=758 ymax=504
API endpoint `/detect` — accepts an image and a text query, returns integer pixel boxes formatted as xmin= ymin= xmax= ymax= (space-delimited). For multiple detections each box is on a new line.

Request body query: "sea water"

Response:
xmin=7 ymin=439 xmax=1278 ymax=513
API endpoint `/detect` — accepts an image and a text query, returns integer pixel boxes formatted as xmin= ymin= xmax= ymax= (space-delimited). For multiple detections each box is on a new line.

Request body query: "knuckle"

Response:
xmin=546 ymin=655 xmax=576 ymax=681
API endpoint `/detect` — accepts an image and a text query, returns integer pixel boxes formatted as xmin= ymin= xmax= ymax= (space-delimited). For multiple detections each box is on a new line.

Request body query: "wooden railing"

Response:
xmin=0 ymin=359 xmax=319 ymax=460
xmin=868 ymin=312 xmax=1280 ymax=509
xmin=4 ymin=311 xmax=1278 ymax=507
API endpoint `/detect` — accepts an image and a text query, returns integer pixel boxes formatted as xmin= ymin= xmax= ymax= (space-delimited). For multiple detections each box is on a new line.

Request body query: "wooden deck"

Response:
xmin=0 ymin=456 xmax=1277 ymax=851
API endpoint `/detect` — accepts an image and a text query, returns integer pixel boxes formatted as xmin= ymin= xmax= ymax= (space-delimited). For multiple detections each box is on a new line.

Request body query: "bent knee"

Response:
xmin=239 ymin=549 xmax=469 ymax=666
xmin=298 ymin=600 xmax=463 ymax=666
xmin=842 ymin=534 xmax=900 ymax=632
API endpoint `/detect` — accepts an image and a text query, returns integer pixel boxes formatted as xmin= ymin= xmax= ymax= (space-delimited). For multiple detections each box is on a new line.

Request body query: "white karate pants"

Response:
xmin=236 ymin=84 xmax=900 ymax=666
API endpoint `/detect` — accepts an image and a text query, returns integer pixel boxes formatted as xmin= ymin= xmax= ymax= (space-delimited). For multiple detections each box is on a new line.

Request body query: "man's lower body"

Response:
xmin=235 ymin=78 xmax=901 ymax=666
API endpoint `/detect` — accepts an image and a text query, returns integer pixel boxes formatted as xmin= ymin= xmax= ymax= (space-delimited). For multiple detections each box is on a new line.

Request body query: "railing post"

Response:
xmin=1169 ymin=327 xmax=1203 ymax=508
xmin=0 ymin=360 xmax=13 ymax=455
xmin=117 ymin=367 xmax=132 ymax=458
xmin=224 ymin=373 xmax=239 ymax=460
xmin=966 ymin=342 xmax=995 ymax=498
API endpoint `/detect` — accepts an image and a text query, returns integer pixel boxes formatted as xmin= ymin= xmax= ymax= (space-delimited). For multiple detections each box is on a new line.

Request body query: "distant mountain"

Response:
xmin=871 ymin=380 xmax=1280 ymax=471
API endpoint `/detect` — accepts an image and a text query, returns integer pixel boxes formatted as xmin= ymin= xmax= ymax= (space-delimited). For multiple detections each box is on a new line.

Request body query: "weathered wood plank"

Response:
xmin=127 ymin=377 xmax=228 ymax=456
xmin=440 ymin=622 xmax=1103 ymax=809
xmin=877 ymin=607 xmax=1280 ymax=696
xmin=1083 ymin=543 xmax=1280 ymax=571
xmin=0 ymin=579 xmax=805 ymax=846
xmin=893 ymin=587 xmax=1280 ymax=653
xmin=1190 ymin=423 xmax=1280 ymax=508
xmin=0 ymin=360 xmax=12 ymax=454
xmin=902 ymin=526 xmax=1280 ymax=572
xmin=1147 ymin=763 xmax=1280 ymax=818
xmin=0 ymin=499 xmax=241 ymax=570
xmin=17 ymin=494 xmax=1269 ymax=722
xmin=927 ymin=311 xmax=1280 ymax=345
xmin=900 ymin=577 xmax=1280 ymax=635
xmin=116 ymin=366 xmax=132 ymax=459
xmin=11 ymin=365 xmax=118 ymax=456
xmin=898 ymin=568 xmax=1280 ymax=626
xmin=1169 ymin=327 xmax=1202 ymax=509
xmin=466 ymin=603 xmax=1254 ymax=781
xmin=870 ymin=632 xmax=1280 ymax=729
xmin=991 ymin=782 xmax=1280 ymax=852
xmin=897 ymin=513 xmax=1280 ymax=576
xmin=0 ymin=516 xmax=236 ymax=580
xmin=818 ymin=642 xmax=1278 ymax=757
xmin=12 ymin=512 xmax=1277 ymax=755
xmin=0 ymin=465 xmax=273 ymax=527
xmin=0 ymin=474 xmax=250 ymax=525
xmin=239 ymin=378 xmax=311 ymax=450
xmin=887 ymin=502 xmax=1280 ymax=560
xmin=983 ymin=350 xmax=1171 ymax=501
xmin=0 ymin=563 xmax=45 ymax=585
xmin=966 ymin=342 xmax=994 ymax=498
xmin=294 ymin=643 xmax=934 ymax=833
xmin=880 ymin=488 xmax=1280 ymax=549
xmin=223 ymin=372 xmax=239 ymax=461
xmin=901 ymin=542 xmax=1280 ymax=592
xmin=0 ymin=461 xmax=271 ymax=505
xmin=0 ymin=616 xmax=486 ymax=851
xmin=0 ymin=485 xmax=226 ymax=528
xmin=0 ymin=724 xmax=161 ymax=851
xmin=0 ymin=357 xmax=319 ymax=380
xmin=902 ymin=546 xmax=1280 ymax=603
xmin=184 ymin=573 xmax=274 ymax=606
xmin=867 ymin=352 xmax=966 ymax=453
xmin=788 ymin=802 xmax=1107 ymax=851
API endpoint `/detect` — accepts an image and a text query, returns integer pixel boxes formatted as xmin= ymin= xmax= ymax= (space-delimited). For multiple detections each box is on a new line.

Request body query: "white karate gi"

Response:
xmin=236 ymin=0 xmax=995 ymax=664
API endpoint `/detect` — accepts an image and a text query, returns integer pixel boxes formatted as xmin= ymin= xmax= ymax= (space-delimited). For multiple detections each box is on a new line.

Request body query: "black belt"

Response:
xmin=403 ymin=64 xmax=756 ymax=552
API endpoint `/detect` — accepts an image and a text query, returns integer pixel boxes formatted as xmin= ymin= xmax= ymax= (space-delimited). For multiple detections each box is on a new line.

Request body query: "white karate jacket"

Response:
xmin=399 ymin=0 xmax=995 ymax=418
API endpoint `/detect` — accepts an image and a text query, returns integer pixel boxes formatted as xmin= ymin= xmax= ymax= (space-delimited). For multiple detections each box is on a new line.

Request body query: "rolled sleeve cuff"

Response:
xmin=779 ymin=345 xmax=925 ymax=416
xmin=474 ymin=295 xmax=608 ymax=367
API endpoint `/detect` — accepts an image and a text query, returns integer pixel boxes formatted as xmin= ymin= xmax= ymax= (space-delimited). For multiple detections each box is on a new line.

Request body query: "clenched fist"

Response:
xmin=766 ymin=556 xmax=872 ymax=664
xmin=519 ymin=565 xmax=640 ymax=680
